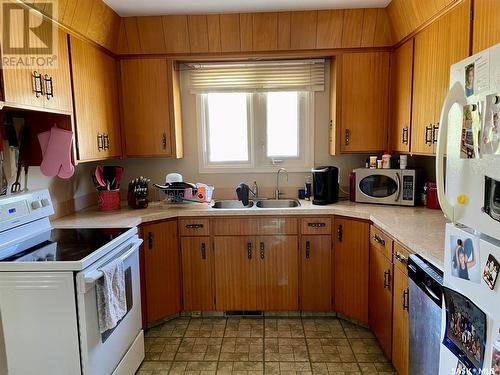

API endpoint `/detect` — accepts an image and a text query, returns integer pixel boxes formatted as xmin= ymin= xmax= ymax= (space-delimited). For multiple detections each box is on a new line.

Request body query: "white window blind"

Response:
xmin=188 ymin=59 xmax=325 ymax=93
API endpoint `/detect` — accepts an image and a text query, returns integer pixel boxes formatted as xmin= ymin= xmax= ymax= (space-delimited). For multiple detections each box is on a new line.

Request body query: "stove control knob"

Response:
xmin=31 ymin=201 xmax=42 ymax=210
xmin=41 ymin=198 xmax=50 ymax=207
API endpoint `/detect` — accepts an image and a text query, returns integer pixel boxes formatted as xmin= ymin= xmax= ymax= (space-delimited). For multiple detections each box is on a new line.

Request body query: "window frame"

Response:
xmin=197 ymin=91 xmax=315 ymax=173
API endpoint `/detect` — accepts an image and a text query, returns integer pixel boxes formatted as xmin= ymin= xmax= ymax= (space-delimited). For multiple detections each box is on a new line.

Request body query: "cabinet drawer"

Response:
xmin=370 ymin=225 xmax=393 ymax=260
xmin=301 ymin=217 xmax=332 ymax=235
xmin=179 ymin=218 xmax=210 ymax=236
xmin=213 ymin=217 xmax=298 ymax=235
xmin=393 ymin=241 xmax=410 ymax=274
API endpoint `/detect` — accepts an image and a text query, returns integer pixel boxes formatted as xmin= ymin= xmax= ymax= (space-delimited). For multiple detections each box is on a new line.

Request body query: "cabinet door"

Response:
xmin=120 ymin=58 xmax=172 ymax=156
xmin=390 ymin=39 xmax=413 ymax=153
xmin=392 ymin=266 xmax=409 ymax=375
xmin=473 ymin=0 xmax=500 ymax=53
xmin=69 ymin=36 xmax=122 ymax=161
xmin=142 ymin=220 xmax=181 ymax=324
xmin=214 ymin=236 xmax=259 ymax=311
xmin=301 ymin=235 xmax=332 ymax=311
xmin=259 ymin=235 xmax=299 ymax=311
xmin=411 ymin=0 xmax=470 ymax=155
xmin=340 ymin=52 xmax=390 ymax=153
xmin=181 ymin=237 xmax=214 ymax=311
xmin=334 ymin=217 xmax=369 ymax=323
xmin=369 ymin=247 xmax=393 ymax=360
xmin=43 ymin=29 xmax=73 ymax=113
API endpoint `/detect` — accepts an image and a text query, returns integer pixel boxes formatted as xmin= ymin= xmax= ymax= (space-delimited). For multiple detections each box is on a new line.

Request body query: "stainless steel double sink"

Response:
xmin=211 ymin=199 xmax=301 ymax=209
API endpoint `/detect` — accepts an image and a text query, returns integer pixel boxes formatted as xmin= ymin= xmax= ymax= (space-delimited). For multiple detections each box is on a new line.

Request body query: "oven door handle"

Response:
xmin=83 ymin=238 xmax=142 ymax=286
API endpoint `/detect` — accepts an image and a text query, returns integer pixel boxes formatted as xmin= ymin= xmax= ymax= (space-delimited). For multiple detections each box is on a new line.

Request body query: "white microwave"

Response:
xmin=354 ymin=168 xmax=418 ymax=206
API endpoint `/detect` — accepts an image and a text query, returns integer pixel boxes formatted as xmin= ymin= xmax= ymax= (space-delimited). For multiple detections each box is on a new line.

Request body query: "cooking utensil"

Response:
xmin=11 ymin=124 xmax=30 ymax=194
xmin=113 ymin=166 xmax=124 ymax=189
xmin=23 ymin=164 xmax=29 ymax=191
xmin=103 ymin=166 xmax=117 ymax=191
xmin=0 ymin=127 xmax=7 ymax=196
xmin=95 ymin=166 xmax=106 ymax=188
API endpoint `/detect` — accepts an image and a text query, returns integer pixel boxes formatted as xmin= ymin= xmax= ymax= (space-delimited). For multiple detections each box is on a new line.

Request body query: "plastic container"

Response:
xmin=382 ymin=153 xmax=391 ymax=169
xmin=98 ymin=190 xmax=121 ymax=211
xmin=400 ymin=155 xmax=408 ymax=169
xmin=369 ymin=156 xmax=377 ymax=169
xmin=426 ymin=182 xmax=441 ymax=210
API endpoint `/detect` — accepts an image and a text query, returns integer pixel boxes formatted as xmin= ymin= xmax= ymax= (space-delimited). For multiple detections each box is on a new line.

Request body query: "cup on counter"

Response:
xmin=400 ymin=155 xmax=408 ymax=170
xmin=298 ymin=189 xmax=306 ymax=199
xmin=377 ymin=159 xmax=383 ymax=169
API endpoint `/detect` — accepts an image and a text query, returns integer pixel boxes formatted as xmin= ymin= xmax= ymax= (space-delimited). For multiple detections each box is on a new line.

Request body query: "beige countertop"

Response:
xmin=53 ymin=200 xmax=448 ymax=270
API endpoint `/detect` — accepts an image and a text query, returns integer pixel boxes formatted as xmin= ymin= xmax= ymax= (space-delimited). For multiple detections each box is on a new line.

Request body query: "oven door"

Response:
xmin=356 ymin=169 xmax=402 ymax=205
xmin=76 ymin=236 xmax=143 ymax=375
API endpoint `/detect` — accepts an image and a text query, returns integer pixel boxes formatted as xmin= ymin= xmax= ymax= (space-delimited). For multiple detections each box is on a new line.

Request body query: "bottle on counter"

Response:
xmin=304 ymin=176 xmax=312 ymax=201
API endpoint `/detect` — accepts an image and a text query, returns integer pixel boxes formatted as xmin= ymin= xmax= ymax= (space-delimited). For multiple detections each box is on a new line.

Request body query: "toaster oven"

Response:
xmin=354 ymin=168 xmax=418 ymax=206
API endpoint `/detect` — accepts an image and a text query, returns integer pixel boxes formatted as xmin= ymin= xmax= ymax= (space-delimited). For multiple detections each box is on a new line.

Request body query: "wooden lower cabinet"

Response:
xmin=334 ymin=217 xmax=370 ymax=323
xmin=213 ymin=235 xmax=298 ymax=311
xmin=300 ymin=235 xmax=332 ymax=311
xmin=214 ymin=236 xmax=260 ymax=310
xmin=141 ymin=220 xmax=181 ymax=324
xmin=181 ymin=237 xmax=214 ymax=311
xmin=392 ymin=261 xmax=410 ymax=375
xmin=369 ymin=244 xmax=393 ymax=360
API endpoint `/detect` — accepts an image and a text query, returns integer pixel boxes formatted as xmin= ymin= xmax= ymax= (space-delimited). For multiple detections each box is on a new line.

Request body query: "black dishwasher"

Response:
xmin=408 ymin=254 xmax=444 ymax=375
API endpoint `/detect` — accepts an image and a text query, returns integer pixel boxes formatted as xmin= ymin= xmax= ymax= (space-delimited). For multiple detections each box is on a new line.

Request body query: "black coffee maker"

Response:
xmin=312 ymin=166 xmax=339 ymax=205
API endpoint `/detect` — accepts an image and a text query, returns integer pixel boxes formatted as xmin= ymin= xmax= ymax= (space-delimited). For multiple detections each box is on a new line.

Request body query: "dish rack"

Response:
xmin=155 ymin=184 xmax=214 ymax=205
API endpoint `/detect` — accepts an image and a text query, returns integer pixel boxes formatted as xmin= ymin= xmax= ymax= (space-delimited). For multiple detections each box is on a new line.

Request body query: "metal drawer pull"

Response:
xmin=162 ymin=132 xmax=167 ymax=150
xmin=402 ymin=126 xmax=409 ymax=145
xmin=383 ymin=270 xmax=391 ymax=289
xmin=432 ymin=123 xmax=439 ymax=144
xmin=425 ymin=125 xmax=433 ymax=145
xmin=147 ymin=232 xmax=154 ymax=249
xmin=97 ymin=133 xmax=104 ymax=151
xmin=345 ymin=129 xmax=350 ymax=146
xmin=337 ymin=224 xmax=343 ymax=242
xmin=305 ymin=240 xmax=311 ymax=259
xmin=103 ymin=134 xmax=110 ymax=151
xmin=403 ymin=288 xmax=409 ymax=311
xmin=259 ymin=242 xmax=265 ymax=259
xmin=33 ymin=71 xmax=43 ymax=97
xmin=373 ymin=234 xmax=385 ymax=246
xmin=186 ymin=223 xmax=204 ymax=229
xmin=44 ymin=74 xmax=53 ymax=99
xmin=308 ymin=222 xmax=326 ymax=228
xmin=247 ymin=242 xmax=252 ymax=260
xmin=201 ymin=242 xmax=207 ymax=260
xmin=395 ymin=251 xmax=407 ymax=264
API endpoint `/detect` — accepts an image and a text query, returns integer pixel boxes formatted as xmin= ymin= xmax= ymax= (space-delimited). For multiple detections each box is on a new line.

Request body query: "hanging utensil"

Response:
xmin=11 ymin=124 xmax=30 ymax=194
xmin=0 ymin=126 xmax=7 ymax=196
xmin=95 ymin=166 xmax=106 ymax=188
xmin=23 ymin=164 xmax=29 ymax=192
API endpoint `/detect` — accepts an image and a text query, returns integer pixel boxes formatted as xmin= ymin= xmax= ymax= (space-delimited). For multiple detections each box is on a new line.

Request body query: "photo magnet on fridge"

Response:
xmin=491 ymin=330 xmax=500 ymax=375
xmin=482 ymin=254 xmax=500 ymax=290
xmin=480 ymin=94 xmax=500 ymax=155
xmin=455 ymin=359 xmax=474 ymax=375
xmin=450 ymin=234 xmax=481 ymax=284
xmin=461 ymin=104 xmax=482 ymax=159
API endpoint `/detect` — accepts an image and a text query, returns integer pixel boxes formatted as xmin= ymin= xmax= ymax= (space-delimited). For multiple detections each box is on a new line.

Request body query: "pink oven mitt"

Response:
xmin=38 ymin=127 xmax=75 ymax=179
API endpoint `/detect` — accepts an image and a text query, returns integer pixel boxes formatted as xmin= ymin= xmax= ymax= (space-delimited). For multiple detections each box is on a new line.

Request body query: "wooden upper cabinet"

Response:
xmin=188 ymin=15 xmax=209 ymax=53
xmin=334 ymin=217 xmax=369 ymax=323
xmin=142 ymin=220 xmax=181 ymax=324
xmin=239 ymin=13 xmax=253 ymax=51
xmin=181 ymin=237 xmax=214 ymax=311
xmin=219 ymin=14 xmax=241 ymax=52
xmin=411 ymin=0 xmax=470 ymax=155
xmin=162 ymin=15 xmax=190 ymax=54
xmin=120 ymin=58 xmax=183 ymax=158
xmin=1 ymin=28 xmax=72 ymax=113
xmin=207 ymin=15 xmax=222 ymax=53
xmin=473 ymin=0 xmax=500 ymax=53
xmin=338 ymin=52 xmax=390 ymax=153
xmin=369 ymin=243 xmax=393 ymax=360
xmin=301 ymin=235 xmax=332 ymax=311
xmin=290 ymin=11 xmax=318 ymax=50
xmin=316 ymin=10 xmax=343 ymax=49
xmin=390 ymin=39 xmax=414 ymax=153
xmin=277 ymin=12 xmax=291 ymax=50
xmin=69 ymin=35 xmax=122 ymax=161
xmin=252 ymin=13 xmax=278 ymax=51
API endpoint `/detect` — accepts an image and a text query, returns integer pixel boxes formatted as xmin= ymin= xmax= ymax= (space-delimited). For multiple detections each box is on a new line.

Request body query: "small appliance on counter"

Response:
xmin=311 ymin=166 xmax=339 ymax=205
xmin=128 ymin=176 xmax=150 ymax=209
xmin=354 ymin=168 xmax=418 ymax=206
xmin=154 ymin=173 xmax=214 ymax=204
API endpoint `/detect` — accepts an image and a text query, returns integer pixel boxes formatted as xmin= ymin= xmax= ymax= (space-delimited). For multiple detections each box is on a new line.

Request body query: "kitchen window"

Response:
xmin=190 ymin=59 xmax=324 ymax=173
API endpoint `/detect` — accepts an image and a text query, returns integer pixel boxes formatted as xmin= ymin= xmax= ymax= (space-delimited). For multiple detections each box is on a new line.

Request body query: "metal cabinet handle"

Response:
xmin=186 ymin=223 xmax=204 ymax=229
xmin=373 ymin=234 xmax=385 ymax=246
xmin=200 ymin=242 xmax=206 ymax=260
xmin=403 ymin=288 xmax=409 ymax=311
xmin=162 ymin=132 xmax=167 ymax=150
xmin=337 ymin=224 xmax=343 ymax=242
xmin=383 ymin=269 xmax=391 ymax=289
xmin=425 ymin=125 xmax=433 ymax=145
xmin=247 ymin=242 xmax=252 ymax=260
xmin=395 ymin=251 xmax=408 ymax=264
xmin=33 ymin=71 xmax=44 ymax=97
xmin=103 ymin=134 xmax=110 ymax=151
xmin=402 ymin=127 xmax=409 ymax=145
xmin=432 ymin=123 xmax=439 ymax=144
xmin=44 ymin=74 xmax=53 ymax=99
xmin=308 ymin=222 xmax=326 ymax=228
xmin=305 ymin=240 xmax=311 ymax=259
xmin=259 ymin=242 xmax=265 ymax=259
xmin=97 ymin=133 xmax=104 ymax=151
xmin=147 ymin=232 xmax=154 ymax=249
xmin=344 ymin=129 xmax=350 ymax=146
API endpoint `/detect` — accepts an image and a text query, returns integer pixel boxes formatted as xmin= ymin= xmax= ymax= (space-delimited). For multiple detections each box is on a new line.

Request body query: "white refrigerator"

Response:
xmin=437 ymin=43 xmax=500 ymax=374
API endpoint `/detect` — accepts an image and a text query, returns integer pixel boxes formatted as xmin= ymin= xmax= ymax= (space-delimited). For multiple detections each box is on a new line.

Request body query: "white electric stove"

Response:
xmin=0 ymin=190 xmax=144 ymax=375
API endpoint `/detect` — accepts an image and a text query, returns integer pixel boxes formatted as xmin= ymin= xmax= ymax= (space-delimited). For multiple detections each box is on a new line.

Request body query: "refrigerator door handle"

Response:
xmin=436 ymin=81 xmax=468 ymax=222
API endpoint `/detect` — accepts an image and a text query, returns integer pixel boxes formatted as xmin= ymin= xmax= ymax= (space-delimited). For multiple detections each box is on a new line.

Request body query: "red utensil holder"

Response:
xmin=98 ymin=190 xmax=121 ymax=211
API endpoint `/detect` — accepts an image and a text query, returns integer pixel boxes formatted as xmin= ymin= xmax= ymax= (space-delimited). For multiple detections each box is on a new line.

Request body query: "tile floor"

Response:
xmin=137 ymin=317 xmax=396 ymax=375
